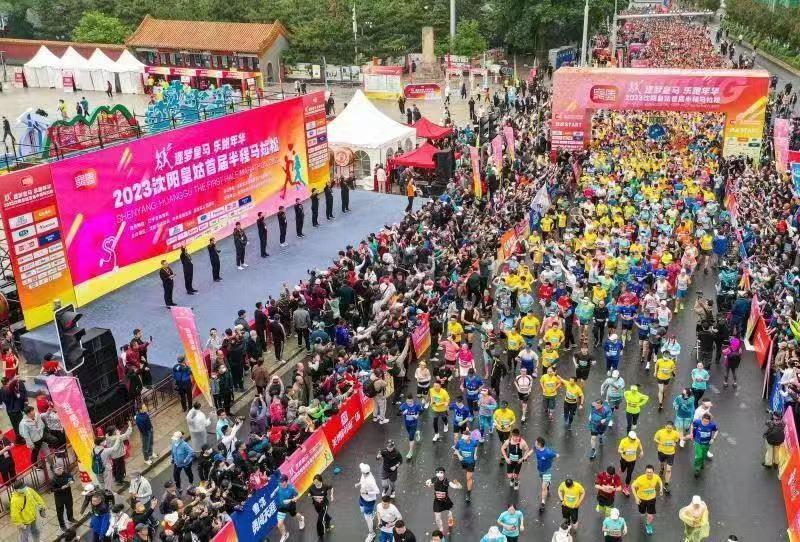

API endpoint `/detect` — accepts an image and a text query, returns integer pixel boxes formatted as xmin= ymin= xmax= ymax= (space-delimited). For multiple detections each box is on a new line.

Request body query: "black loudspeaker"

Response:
xmin=434 ymin=149 xmax=453 ymax=182
xmin=73 ymin=328 xmax=123 ymax=422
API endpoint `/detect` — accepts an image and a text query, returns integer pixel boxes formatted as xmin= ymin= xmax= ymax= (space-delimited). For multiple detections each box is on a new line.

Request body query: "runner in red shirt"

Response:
xmin=594 ymin=465 xmax=622 ymax=516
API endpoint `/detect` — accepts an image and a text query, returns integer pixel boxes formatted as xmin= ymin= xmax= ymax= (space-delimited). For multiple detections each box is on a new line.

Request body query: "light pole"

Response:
xmin=611 ymin=0 xmax=618 ymax=64
xmin=580 ymin=0 xmax=590 ymax=66
xmin=450 ymin=0 xmax=456 ymax=39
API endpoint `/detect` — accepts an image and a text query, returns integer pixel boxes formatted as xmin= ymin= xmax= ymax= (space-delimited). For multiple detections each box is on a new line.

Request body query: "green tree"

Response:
xmin=28 ymin=0 xmax=87 ymax=40
xmin=451 ymin=19 xmax=488 ymax=56
xmin=72 ymin=11 xmax=131 ymax=43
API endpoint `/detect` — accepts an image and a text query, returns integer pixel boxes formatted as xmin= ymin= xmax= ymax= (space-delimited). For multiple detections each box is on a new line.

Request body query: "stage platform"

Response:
xmin=21 ymin=191 xmax=408 ymax=373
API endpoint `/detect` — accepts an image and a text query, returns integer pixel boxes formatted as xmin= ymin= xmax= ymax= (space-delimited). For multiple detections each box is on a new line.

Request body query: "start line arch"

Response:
xmin=550 ymin=67 xmax=770 ymax=160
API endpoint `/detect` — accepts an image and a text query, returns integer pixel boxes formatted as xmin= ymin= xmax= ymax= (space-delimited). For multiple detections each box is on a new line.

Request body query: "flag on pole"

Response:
xmin=530 ymin=183 xmax=551 ymax=216
xmin=48 ymin=376 xmax=97 ymax=484
xmin=170 ymin=306 xmax=214 ymax=407
xmin=470 ymin=146 xmax=482 ymax=199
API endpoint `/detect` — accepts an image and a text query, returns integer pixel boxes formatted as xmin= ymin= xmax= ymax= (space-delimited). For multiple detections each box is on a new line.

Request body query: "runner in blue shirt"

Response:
xmin=618 ymin=302 xmax=637 ymax=345
xmin=534 ymin=436 xmax=559 ymax=512
xmin=399 ymin=394 xmax=423 ymax=459
xmin=453 ymin=428 xmax=480 ymax=502
xmin=603 ymin=334 xmax=623 ymax=371
xmin=462 ymin=369 xmax=484 ymax=414
xmin=277 ymin=474 xmax=305 ymax=539
xmin=691 ymin=413 xmax=718 ymax=477
xmin=497 ymin=503 xmax=524 ymax=542
xmin=449 ymin=396 xmax=473 ymax=447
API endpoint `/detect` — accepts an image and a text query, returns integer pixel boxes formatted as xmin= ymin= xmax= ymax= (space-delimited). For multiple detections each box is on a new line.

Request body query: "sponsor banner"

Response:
xmin=363 ymin=66 xmax=403 ymax=100
xmin=50 ymin=97 xmax=310 ymax=305
xmin=469 ymin=146 xmax=482 ymax=198
xmin=782 ymin=448 xmax=800 ymax=542
xmin=404 ymin=83 xmax=442 ymax=100
xmin=233 ymin=473 xmax=281 ymax=542
xmin=321 ymin=392 xmax=364 ymax=455
xmin=771 ymin=373 xmax=786 ymax=415
xmin=411 ymin=313 xmax=431 ymax=358
xmin=212 ymin=521 xmax=238 ymax=542
xmin=47 ymin=376 xmax=97 ymax=484
xmin=503 ymin=127 xmax=515 ymax=160
xmin=781 ymin=405 xmax=799 ymax=477
xmin=301 ymin=92 xmax=331 ymax=191
xmin=491 ymin=135 xmax=503 ymax=167
xmin=551 ymin=67 xmax=770 ymax=160
xmin=285 ymin=63 xmax=322 ymax=81
xmin=279 ymin=428 xmax=334 ymax=495
xmin=753 ymin=315 xmax=772 ymax=368
xmin=775 ymin=118 xmax=791 ymax=173
xmin=14 ymin=67 xmax=25 ymax=88
xmin=0 ymin=166 xmax=77 ymax=329
xmin=62 ymin=72 xmax=74 ymax=92
xmin=746 ymin=292 xmax=761 ymax=341
xmin=170 ymin=306 xmax=213 ymax=407
xmin=497 ymin=228 xmax=517 ymax=265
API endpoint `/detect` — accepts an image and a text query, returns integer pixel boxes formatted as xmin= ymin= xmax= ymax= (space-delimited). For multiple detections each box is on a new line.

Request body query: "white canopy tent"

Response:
xmin=87 ymin=49 xmax=118 ymax=92
xmin=22 ymin=46 xmax=62 ymax=88
xmin=114 ymin=50 xmax=146 ymax=94
xmin=59 ymin=47 xmax=94 ymax=91
xmin=328 ymin=90 xmax=416 ymax=186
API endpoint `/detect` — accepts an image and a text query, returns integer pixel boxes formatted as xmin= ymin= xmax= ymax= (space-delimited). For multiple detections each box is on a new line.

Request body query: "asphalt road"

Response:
xmin=124 ymin=267 xmax=786 ymax=542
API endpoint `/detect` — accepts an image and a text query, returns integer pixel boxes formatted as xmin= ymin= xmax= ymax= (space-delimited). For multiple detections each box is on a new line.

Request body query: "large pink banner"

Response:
xmin=503 ymin=127 xmax=515 ymax=160
xmin=775 ymin=118 xmax=791 ymax=173
xmin=47 ymin=376 xmax=97 ymax=483
xmin=492 ymin=135 xmax=503 ymax=167
xmin=50 ymin=97 xmax=310 ymax=305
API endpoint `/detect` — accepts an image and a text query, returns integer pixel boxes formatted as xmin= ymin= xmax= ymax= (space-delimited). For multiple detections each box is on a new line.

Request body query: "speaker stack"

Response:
xmin=74 ymin=328 xmax=126 ymax=422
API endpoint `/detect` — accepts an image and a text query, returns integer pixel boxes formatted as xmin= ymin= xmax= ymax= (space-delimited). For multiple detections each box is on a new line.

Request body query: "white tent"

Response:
xmin=328 ymin=90 xmax=416 ymax=186
xmin=114 ymin=49 xmax=145 ymax=94
xmin=87 ymin=49 xmax=118 ymax=93
xmin=59 ymin=47 xmax=94 ymax=91
xmin=22 ymin=46 xmax=62 ymax=88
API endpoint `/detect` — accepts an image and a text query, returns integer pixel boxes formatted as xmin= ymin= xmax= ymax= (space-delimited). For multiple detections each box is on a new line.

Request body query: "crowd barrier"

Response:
xmin=211 ymin=383 xmax=391 ymax=542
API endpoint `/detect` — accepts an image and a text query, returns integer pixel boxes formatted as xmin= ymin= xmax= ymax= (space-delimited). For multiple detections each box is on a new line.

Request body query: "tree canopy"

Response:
xmin=7 ymin=0 xmax=614 ymax=63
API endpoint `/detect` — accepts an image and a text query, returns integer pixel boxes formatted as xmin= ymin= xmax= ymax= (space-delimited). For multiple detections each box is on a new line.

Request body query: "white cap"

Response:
xmin=610 ymin=333 xmax=618 ymax=340
xmin=359 ymin=463 xmax=371 ymax=474
xmin=81 ymin=484 xmax=95 ymax=496
xmin=609 ymin=508 xmax=620 ymax=520
xmin=628 ymin=431 xmax=637 ymax=440
xmin=171 ymin=431 xmax=183 ymax=441
xmin=611 ymin=370 xmax=620 ymax=378
xmin=692 ymin=495 xmax=703 ymax=505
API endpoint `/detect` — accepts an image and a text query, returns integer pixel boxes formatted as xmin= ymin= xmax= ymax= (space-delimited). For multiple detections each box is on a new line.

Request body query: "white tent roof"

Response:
xmin=88 ymin=48 xmax=119 ymax=72
xmin=24 ymin=46 xmax=61 ymax=68
xmin=115 ymin=49 xmax=146 ymax=70
xmin=328 ymin=90 xmax=415 ymax=150
xmin=59 ymin=46 xmax=90 ymax=70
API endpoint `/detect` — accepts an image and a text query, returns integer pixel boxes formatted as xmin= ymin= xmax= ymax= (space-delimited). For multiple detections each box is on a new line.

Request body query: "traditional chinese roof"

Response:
xmin=126 ymin=15 xmax=289 ymax=55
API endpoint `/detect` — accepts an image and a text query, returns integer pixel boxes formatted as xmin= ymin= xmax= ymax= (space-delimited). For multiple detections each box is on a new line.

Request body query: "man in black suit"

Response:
xmin=254 ymin=302 xmax=268 ymax=350
xmin=406 ymin=107 xmax=413 ymax=125
xmin=268 ymin=315 xmax=286 ymax=363
xmin=179 ymin=246 xmax=197 ymax=294
xmin=324 ymin=181 xmax=335 ymax=220
xmin=159 ymin=260 xmax=176 ymax=307
xmin=341 ymin=176 xmax=351 ymax=213
xmin=294 ymin=198 xmax=305 ymax=238
xmin=207 ymin=237 xmax=222 ymax=281
xmin=310 ymin=188 xmax=320 ymax=227
xmin=233 ymin=222 xmax=248 ymax=269
xmin=256 ymin=212 xmax=269 ymax=257
xmin=278 ymin=206 xmax=288 ymax=247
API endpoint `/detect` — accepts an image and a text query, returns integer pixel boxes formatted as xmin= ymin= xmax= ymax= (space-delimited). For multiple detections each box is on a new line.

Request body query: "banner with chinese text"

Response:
xmin=47 ymin=376 xmax=97 ymax=484
xmin=170 ymin=306 xmax=213 ymax=407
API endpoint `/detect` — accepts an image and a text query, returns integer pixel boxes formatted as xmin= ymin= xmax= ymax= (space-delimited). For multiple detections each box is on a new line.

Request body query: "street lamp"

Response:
xmin=581 ymin=0 xmax=589 ymax=66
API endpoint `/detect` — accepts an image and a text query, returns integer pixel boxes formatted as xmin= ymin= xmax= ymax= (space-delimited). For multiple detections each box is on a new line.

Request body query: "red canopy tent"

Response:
xmin=413 ymin=117 xmax=454 ymax=140
xmin=389 ymin=142 xmax=438 ymax=169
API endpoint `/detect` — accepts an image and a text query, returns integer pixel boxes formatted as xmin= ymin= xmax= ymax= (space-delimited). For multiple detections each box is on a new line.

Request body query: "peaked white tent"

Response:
xmin=328 ymin=90 xmax=415 ymax=185
xmin=59 ymin=47 xmax=94 ymax=91
xmin=114 ymin=50 xmax=145 ymax=94
xmin=87 ymin=49 xmax=118 ymax=92
xmin=22 ymin=46 xmax=62 ymax=88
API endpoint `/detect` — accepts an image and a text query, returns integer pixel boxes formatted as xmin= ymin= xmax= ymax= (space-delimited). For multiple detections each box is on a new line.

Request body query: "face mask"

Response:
xmin=436 ymin=473 xmax=445 ymax=480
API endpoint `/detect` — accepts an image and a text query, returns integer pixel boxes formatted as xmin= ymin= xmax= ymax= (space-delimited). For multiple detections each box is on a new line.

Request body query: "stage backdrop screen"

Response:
xmin=551 ymin=67 xmax=770 ymax=160
xmin=50 ymin=96 xmax=311 ymax=305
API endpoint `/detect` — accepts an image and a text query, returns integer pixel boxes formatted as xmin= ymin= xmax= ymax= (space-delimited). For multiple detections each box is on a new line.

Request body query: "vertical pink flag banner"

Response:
xmin=170 ymin=306 xmax=213 ymax=407
xmin=469 ymin=146 xmax=482 ymax=198
xmin=503 ymin=126 xmax=515 ymax=160
xmin=775 ymin=118 xmax=791 ymax=173
xmin=746 ymin=292 xmax=761 ymax=342
xmin=491 ymin=135 xmax=503 ymax=167
xmin=47 ymin=376 xmax=97 ymax=484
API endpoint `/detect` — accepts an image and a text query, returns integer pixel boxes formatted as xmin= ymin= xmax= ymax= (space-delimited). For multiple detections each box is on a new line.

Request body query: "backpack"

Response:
xmin=91 ymin=449 xmax=105 ymax=475
xmin=363 ymin=380 xmax=378 ymax=398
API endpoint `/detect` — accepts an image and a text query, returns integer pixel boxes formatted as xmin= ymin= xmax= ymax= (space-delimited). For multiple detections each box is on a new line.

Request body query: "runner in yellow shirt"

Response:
xmin=653 ymin=355 xmax=676 ymax=409
xmin=653 ymin=421 xmax=681 ymax=494
xmin=540 ymin=367 xmax=561 ymax=422
xmin=505 ymin=329 xmax=525 ymax=373
xmin=493 ymin=401 xmax=516 ymax=451
xmin=557 ymin=478 xmax=585 ymax=529
xmin=429 ymin=382 xmax=450 ymax=442
xmin=519 ymin=313 xmax=540 ymax=348
xmin=540 ymin=344 xmax=560 ymax=372
xmin=631 ymin=466 xmax=663 ymax=536
xmin=447 ymin=315 xmax=464 ymax=344
xmin=559 ymin=376 xmax=584 ymax=429
xmin=618 ymin=431 xmax=644 ymax=494
xmin=542 ymin=324 xmax=565 ymax=351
